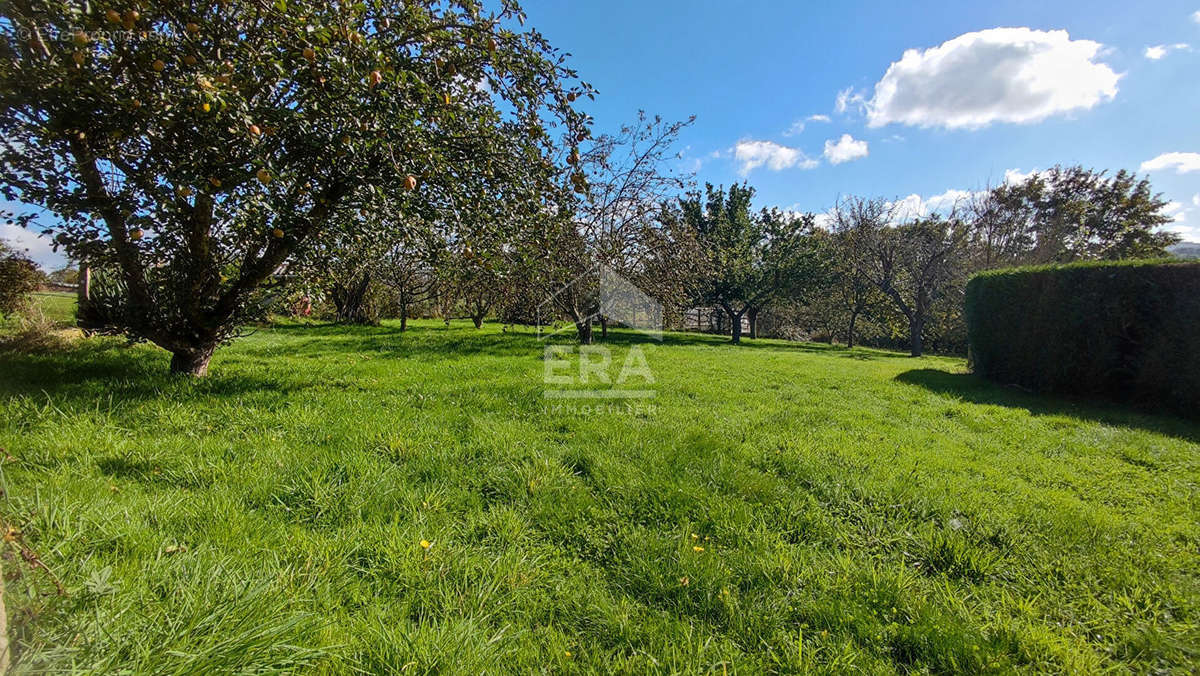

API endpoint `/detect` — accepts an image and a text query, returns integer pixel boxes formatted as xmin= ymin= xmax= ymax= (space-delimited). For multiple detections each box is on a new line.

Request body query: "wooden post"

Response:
xmin=77 ymin=262 xmax=91 ymax=307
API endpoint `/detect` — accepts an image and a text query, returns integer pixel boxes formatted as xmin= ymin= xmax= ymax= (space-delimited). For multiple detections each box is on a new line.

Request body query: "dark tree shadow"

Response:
xmin=0 ymin=340 xmax=311 ymax=408
xmin=895 ymin=368 xmax=1200 ymax=444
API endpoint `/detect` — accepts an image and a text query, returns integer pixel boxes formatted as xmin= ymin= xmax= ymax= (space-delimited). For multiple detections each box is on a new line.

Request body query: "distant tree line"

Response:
xmin=272 ymin=151 xmax=1178 ymax=359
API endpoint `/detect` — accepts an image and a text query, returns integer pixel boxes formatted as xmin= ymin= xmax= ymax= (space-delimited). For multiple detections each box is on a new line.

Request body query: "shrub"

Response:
xmin=0 ymin=249 xmax=42 ymax=317
xmin=964 ymin=260 xmax=1200 ymax=418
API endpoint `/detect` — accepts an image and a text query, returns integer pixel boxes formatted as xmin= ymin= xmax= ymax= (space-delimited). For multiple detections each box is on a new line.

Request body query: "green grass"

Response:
xmin=0 ymin=291 xmax=76 ymax=330
xmin=0 ymin=319 xmax=1197 ymax=673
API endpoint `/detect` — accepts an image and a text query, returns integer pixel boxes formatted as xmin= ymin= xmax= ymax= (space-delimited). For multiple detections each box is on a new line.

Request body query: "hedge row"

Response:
xmin=964 ymin=259 xmax=1200 ymax=418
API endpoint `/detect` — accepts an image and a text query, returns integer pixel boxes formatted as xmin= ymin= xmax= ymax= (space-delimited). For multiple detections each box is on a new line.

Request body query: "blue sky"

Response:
xmin=522 ymin=0 xmax=1200 ymax=233
xmin=3 ymin=0 xmax=1199 ymax=269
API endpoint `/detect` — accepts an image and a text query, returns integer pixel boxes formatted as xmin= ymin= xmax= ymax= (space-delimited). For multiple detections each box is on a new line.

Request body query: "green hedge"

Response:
xmin=964 ymin=260 xmax=1200 ymax=418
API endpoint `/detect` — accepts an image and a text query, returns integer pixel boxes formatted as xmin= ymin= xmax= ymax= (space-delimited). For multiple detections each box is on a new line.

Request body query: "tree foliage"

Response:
xmin=833 ymin=196 xmax=967 ymax=356
xmin=537 ymin=111 xmax=698 ymax=343
xmin=1 ymin=0 xmax=588 ymax=373
xmin=683 ymin=183 xmax=829 ymax=343
xmin=968 ymin=165 xmax=1178 ymax=268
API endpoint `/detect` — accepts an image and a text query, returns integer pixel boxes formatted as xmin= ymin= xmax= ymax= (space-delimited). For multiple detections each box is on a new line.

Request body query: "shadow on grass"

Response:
xmin=0 ymin=340 xmax=311 ymax=408
xmin=895 ymin=368 xmax=1200 ymax=443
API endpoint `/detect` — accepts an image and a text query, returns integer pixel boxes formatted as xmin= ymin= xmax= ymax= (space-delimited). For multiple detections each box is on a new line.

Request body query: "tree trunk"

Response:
xmin=472 ymin=313 xmax=484 ymax=329
xmin=748 ymin=307 xmax=759 ymax=339
xmin=599 ymin=316 xmax=608 ymax=340
xmin=730 ymin=311 xmax=744 ymax=344
xmin=909 ymin=316 xmax=925 ymax=357
xmin=846 ymin=309 xmax=859 ymax=348
xmin=169 ymin=345 xmax=215 ymax=376
xmin=575 ymin=319 xmax=593 ymax=345
xmin=332 ymin=273 xmax=372 ymax=323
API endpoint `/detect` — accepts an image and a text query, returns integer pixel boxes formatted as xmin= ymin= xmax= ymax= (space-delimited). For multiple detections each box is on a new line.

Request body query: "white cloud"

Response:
xmin=1141 ymin=152 xmax=1200 ymax=174
xmin=835 ymin=87 xmax=866 ymax=114
xmin=1192 ymin=193 xmax=1200 ymax=208
xmin=1161 ymin=201 xmax=1200 ymax=241
xmin=889 ymin=188 xmax=978 ymax=220
xmin=865 ymin=27 xmax=1120 ymax=129
xmin=1003 ymin=167 xmax=1037 ymax=185
xmin=733 ymin=140 xmax=818 ymax=175
xmin=0 ymin=223 xmax=68 ymax=270
xmin=1194 ymin=10 xmax=1200 ymax=23
xmin=822 ymin=134 xmax=869 ymax=164
xmin=1145 ymin=43 xmax=1190 ymax=59
xmin=784 ymin=114 xmax=833 ymax=137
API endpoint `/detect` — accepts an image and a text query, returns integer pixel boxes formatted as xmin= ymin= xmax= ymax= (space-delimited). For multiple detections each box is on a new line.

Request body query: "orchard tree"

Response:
xmin=803 ymin=227 xmax=884 ymax=348
xmin=683 ymin=183 xmax=827 ymax=343
xmin=0 ymin=0 xmax=588 ymax=374
xmin=834 ymin=196 xmax=967 ymax=357
xmin=538 ymin=112 xmax=699 ymax=344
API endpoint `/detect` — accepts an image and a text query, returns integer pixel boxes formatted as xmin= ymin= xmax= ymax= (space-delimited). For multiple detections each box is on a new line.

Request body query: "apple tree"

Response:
xmin=0 ymin=0 xmax=588 ymax=373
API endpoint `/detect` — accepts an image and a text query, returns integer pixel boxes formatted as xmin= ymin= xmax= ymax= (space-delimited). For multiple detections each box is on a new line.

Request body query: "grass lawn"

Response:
xmin=0 ymin=318 xmax=1197 ymax=673
xmin=0 ymin=291 xmax=76 ymax=330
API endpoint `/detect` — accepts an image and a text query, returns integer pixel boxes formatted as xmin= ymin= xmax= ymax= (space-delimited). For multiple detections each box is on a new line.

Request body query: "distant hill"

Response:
xmin=1167 ymin=242 xmax=1200 ymax=259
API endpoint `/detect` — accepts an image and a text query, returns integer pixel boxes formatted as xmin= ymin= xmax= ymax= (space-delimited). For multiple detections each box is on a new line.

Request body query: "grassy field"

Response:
xmin=0 ymin=291 xmax=76 ymax=329
xmin=0 ymin=313 xmax=1197 ymax=673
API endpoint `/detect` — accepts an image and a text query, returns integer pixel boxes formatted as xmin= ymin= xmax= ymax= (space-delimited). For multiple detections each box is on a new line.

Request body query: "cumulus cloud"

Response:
xmin=822 ymin=134 xmax=869 ymax=164
xmin=808 ymin=114 xmax=831 ymax=123
xmin=1193 ymin=193 xmax=1200 ymax=208
xmin=1145 ymin=43 xmax=1190 ymax=59
xmin=865 ymin=27 xmax=1120 ymax=129
xmin=1194 ymin=10 xmax=1200 ymax=23
xmin=733 ymin=140 xmax=818 ymax=175
xmin=1140 ymin=152 xmax=1200 ymax=174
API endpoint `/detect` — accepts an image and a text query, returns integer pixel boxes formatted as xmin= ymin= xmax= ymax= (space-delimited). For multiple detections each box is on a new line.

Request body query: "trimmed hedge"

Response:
xmin=964 ymin=259 xmax=1200 ymax=418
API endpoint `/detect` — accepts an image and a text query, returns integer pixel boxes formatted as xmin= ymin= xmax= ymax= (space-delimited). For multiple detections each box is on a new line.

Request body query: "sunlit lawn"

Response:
xmin=0 ymin=314 xmax=1196 ymax=673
